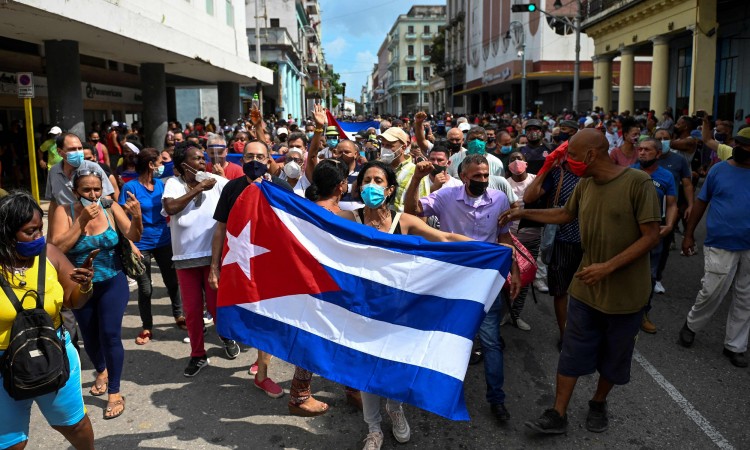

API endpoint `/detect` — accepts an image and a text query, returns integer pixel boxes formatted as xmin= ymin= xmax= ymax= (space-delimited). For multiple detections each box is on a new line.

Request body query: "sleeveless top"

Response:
xmin=0 ymin=255 xmax=64 ymax=350
xmin=354 ymin=209 xmax=402 ymax=235
xmin=68 ymin=201 xmax=120 ymax=282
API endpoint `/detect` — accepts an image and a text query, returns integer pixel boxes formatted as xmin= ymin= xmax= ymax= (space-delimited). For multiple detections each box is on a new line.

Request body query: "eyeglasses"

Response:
xmin=243 ymin=153 xmax=267 ymax=161
xmin=73 ymin=169 xmax=103 ymax=180
xmin=287 ymin=157 xmax=303 ymax=164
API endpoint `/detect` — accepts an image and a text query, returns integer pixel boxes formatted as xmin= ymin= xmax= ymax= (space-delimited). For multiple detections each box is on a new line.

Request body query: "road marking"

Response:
xmin=634 ymin=350 xmax=735 ymax=450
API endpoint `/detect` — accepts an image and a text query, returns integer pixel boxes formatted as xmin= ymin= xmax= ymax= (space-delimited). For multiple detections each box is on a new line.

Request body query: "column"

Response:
xmin=217 ymin=82 xmax=240 ymax=123
xmin=649 ymin=36 xmax=670 ymax=115
xmin=140 ymin=63 xmax=167 ymax=151
xmin=592 ymin=55 xmax=613 ymax=112
xmin=166 ymin=87 xmax=177 ymax=121
xmin=618 ymin=46 xmax=635 ymax=114
xmin=44 ymin=40 xmax=85 ymax=138
xmin=689 ymin=0 xmax=717 ymax=113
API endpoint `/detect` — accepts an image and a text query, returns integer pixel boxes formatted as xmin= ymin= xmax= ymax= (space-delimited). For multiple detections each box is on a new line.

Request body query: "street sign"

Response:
xmin=534 ymin=100 xmax=543 ymax=105
xmin=17 ymin=72 xmax=34 ymax=98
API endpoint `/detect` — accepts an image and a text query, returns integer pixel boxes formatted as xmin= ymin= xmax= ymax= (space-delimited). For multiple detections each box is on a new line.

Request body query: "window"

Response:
xmin=407 ymin=67 xmax=415 ymax=81
xmin=675 ymin=47 xmax=692 ymax=114
xmin=270 ymin=18 xmax=280 ymax=27
xmin=424 ymin=45 xmax=431 ymax=56
xmin=408 ymin=45 xmax=414 ymax=56
xmin=424 ymin=25 xmax=430 ymax=33
xmin=205 ymin=0 xmax=214 ymax=15
xmin=225 ymin=0 xmax=234 ymax=26
xmin=423 ymin=67 xmax=430 ymax=80
xmin=408 ymin=25 xmax=414 ymax=34
xmin=717 ymin=38 xmax=738 ymax=120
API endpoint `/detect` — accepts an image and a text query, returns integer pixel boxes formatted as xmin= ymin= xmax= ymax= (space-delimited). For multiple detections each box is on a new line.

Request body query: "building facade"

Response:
xmin=377 ymin=5 xmax=446 ymax=117
xmin=0 ymin=0 xmax=271 ymax=148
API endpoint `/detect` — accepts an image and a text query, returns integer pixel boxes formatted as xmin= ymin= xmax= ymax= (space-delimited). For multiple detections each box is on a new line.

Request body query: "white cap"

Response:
xmin=48 ymin=126 xmax=62 ymax=135
xmin=124 ymin=142 xmax=140 ymax=154
xmin=111 ymin=121 xmax=120 ymax=127
xmin=584 ymin=117 xmax=595 ymax=127
xmin=276 ymin=127 xmax=289 ymax=136
xmin=458 ymin=123 xmax=471 ymax=132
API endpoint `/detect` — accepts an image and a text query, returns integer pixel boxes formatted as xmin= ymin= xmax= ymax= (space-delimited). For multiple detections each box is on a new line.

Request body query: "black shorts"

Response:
xmin=548 ymin=240 xmax=584 ymax=297
xmin=557 ymin=297 xmax=643 ymax=385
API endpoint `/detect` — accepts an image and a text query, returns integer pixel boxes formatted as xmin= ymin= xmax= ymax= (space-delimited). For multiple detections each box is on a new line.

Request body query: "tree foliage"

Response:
xmin=430 ymin=28 xmax=446 ymax=76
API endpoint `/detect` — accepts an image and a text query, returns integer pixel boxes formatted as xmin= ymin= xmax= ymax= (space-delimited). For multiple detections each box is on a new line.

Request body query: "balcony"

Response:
xmin=388 ymin=55 xmax=399 ymax=68
xmin=420 ymin=55 xmax=431 ymax=62
xmin=248 ymin=27 xmax=295 ymax=49
xmin=404 ymin=32 xmax=418 ymax=41
xmin=405 ymin=54 xmax=417 ymax=63
xmin=388 ymin=34 xmax=399 ymax=49
xmin=422 ymin=32 xmax=434 ymax=40
xmin=580 ymin=0 xmax=646 ymax=29
xmin=389 ymin=79 xmax=419 ymax=91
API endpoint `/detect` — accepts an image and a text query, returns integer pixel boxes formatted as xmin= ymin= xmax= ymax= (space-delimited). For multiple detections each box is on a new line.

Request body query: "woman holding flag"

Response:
xmin=338 ymin=160 xmax=473 ymax=450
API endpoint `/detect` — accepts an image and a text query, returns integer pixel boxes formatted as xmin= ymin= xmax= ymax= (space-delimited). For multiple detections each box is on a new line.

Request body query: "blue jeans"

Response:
xmin=478 ymin=291 xmax=506 ymax=405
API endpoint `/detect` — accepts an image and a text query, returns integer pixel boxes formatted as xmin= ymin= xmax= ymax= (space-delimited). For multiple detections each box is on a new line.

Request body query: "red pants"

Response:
xmin=176 ymin=266 xmax=217 ymax=358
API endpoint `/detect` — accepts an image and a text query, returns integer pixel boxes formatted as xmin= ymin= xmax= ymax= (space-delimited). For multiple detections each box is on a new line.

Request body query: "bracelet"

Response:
xmin=79 ymin=283 xmax=93 ymax=294
xmin=314 ymin=127 xmax=324 ymax=133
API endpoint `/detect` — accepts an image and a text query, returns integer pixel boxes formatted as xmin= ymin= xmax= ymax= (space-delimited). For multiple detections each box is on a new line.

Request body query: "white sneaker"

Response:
xmin=514 ymin=317 xmax=532 ymax=331
xmin=362 ymin=431 xmax=383 ymax=450
xmin=386 ymin=403 xmax=410 ymax=443
xmin=183 ymin=336 xmax=191 ymax=343
xmin=128 ymin=277 xmax=137 ymax=287
xmin=533 ymin=279 xmax=549 ymax=293
xmin=500 ymin=313 xmax=510 ymax=326
xmin=654 ymin=281 xmax=666 ymax=294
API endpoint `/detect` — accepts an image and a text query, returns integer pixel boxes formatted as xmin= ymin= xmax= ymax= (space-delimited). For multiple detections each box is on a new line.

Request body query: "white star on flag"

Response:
xmin=222 ymin=221 xmax=270 ymax=281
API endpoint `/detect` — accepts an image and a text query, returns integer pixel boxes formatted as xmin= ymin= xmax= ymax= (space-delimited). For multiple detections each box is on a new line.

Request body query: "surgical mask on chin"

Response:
xmin=80 ymin=196 xmax=100 ymax=207
xmin=361 ymin=183 xmax=386 ymax=208
xmin=194 ymin=170 xmax=211 ymax=182
xmin=243 ymin=160 xmax=267 ymax=180
xmin=283 ymin=161 xmax=301 ymax=179
xmin=66 ymin=150 xmax=84 ymax=168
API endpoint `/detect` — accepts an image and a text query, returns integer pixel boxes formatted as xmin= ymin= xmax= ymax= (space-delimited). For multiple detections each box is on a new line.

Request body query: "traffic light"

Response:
xmin=511 ymin=3 xmax=537 ymax=12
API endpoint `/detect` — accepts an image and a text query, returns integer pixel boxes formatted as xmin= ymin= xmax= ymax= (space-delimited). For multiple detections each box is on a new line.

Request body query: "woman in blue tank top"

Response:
xmin=49 ymin=169 xmax=143 ymax=420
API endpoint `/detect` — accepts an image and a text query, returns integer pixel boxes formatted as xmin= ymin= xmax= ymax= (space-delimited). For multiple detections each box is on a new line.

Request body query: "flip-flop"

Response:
xmin=103 ymin=396 xmax=125 ymax=420
xmin=135 ymin=329 xmax=152 ymax=345
xmin=89 ymin=378 xmax=108 ymax=396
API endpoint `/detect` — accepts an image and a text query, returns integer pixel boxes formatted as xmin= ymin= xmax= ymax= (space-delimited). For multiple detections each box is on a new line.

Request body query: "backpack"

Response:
xmin=0 ymin=247 xmax=70 ymax=400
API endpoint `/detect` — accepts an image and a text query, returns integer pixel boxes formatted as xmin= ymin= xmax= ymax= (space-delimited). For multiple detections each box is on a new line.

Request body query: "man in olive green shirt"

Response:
xmin=501 ymin=129 xmax=661 ymax=435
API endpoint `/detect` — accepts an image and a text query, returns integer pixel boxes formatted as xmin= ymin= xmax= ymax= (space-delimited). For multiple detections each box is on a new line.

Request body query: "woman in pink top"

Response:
xmin=609 ymin=117 xmax=640 ymax=167
xmin=89 ymin=131 xmax=111 ymax=167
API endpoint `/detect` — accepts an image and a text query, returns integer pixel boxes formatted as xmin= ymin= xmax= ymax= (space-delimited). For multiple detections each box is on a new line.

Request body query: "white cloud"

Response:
xmin=325 ymin=36 xmax=349 ymax=58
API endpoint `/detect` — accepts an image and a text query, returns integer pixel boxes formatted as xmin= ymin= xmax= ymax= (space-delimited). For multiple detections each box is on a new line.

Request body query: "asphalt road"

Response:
xmin=27 ymin=216 xmax=749 ymax=450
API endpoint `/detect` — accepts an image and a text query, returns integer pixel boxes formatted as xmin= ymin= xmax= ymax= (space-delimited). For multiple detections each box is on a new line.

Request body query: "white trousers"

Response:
xmin=361 ymin=392 xmax=402 ymax=433
xmin=687 ymin=246 xmax=750 ymax=352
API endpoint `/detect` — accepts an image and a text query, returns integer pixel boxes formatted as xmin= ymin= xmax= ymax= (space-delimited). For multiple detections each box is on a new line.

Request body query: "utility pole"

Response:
xmin=254 ymin=0 xmax=264 ymax=115
xmin=341 ymin=82 xmax=346 ymax=116
xmin=572 ymin=0 xmax=581 ymax=112
xmin=505 ymin=22 xmax=526 ymax=114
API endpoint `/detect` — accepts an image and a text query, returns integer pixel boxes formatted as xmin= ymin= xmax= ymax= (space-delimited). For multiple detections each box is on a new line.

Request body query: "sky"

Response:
xmin=319 ymin=0 xmax=445 ymax=99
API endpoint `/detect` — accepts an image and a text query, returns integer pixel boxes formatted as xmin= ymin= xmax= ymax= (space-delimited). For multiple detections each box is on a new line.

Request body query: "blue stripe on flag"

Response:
xmin=318 ymin=265 xmax=486 ymax=339
xmin=217 ymin=305 xmax=470 ymax=421
xmin=260 ymin=181 xmax=512 ymax=272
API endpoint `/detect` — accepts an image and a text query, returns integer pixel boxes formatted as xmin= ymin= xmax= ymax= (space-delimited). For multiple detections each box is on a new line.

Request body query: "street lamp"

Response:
xmin=504 ymin=21 xmax=526 ymax=114
xmin=551 ymin=0 xmax=581 ymax=112
xmin=341 ymin=82 xmax=346 ymax=116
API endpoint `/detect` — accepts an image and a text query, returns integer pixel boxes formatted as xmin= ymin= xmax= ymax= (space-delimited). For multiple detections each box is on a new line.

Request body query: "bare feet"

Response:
xmin=288 ymin=396 xmax=329 ymax=417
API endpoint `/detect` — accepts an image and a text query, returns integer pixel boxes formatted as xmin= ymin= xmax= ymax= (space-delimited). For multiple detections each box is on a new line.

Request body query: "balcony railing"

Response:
xmin=404 ymin=32 xmax=418 ymax=41
xmin=422 ymin=32 xmax=434 ymax=40
xmin=580 ymin=0 xmax=645 ymax=25
xmin=405 ymin=54 xmax=417 ymax=62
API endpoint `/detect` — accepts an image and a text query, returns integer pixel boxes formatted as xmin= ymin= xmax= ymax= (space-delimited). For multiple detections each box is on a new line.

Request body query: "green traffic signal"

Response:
xmin=511 ymin=3 xmax=537 ymax=12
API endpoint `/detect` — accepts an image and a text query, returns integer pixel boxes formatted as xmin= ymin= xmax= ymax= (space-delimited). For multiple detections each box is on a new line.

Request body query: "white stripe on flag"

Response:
xmin=239 ymin=294 xmax=473 ymax=380
xmin=271 ymin=206 xmax=505 ymax=309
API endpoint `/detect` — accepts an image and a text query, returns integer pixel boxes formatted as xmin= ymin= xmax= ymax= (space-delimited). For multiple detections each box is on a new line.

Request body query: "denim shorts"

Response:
xmin=557 ymin=297 xmax=643 ymax=385
xmin=0 ymin=331 xmax=86 ymax=448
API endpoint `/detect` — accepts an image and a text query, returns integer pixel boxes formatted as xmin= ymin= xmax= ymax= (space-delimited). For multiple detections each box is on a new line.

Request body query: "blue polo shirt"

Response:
xmin=119 ymin=178 xmax=171 ymax=251
xmin=698 ymin=161 xmax=750 ymax=251
xmin=631 ymin=164 xmax=676 ymax=218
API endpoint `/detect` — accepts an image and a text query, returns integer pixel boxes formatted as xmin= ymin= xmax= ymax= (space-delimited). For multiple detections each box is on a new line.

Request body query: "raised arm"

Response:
xmin=700 ymin=115 xmax=719 ymax=153
xmin=305 ymin=104 xmax=328 ymax=182
xmin=413 ymin=111 xmax=432 ymax=154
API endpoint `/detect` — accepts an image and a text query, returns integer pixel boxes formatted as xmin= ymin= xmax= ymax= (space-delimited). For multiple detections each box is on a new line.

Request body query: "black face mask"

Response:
xmin=487 ymin=137 xmax=496 ymax=143
xmin=431 ymin=165 xmax=447 ymax=176
xmin=557 ymin=132 xmax=570 ymax=142
xmin=733 ymin=146 xmax=750 ymax=164
xmin=447 ymin=142 xmax=462 ymax=153
xmin=243 ymin=160 xmax=267 ymax=180
xmin=468 ymin=179 xmax=489 ymax=196
xmin=639 ymin=158 xmax=658 ymax=169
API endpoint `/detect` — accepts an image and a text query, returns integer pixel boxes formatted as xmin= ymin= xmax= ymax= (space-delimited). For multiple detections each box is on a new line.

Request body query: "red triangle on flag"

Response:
xmin=217 ymin=183 xmax=340 ymax=307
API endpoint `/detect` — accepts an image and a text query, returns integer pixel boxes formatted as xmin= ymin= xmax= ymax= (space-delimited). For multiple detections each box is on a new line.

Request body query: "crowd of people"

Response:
xmin=0 ymin=102 xmax=748 ymax=450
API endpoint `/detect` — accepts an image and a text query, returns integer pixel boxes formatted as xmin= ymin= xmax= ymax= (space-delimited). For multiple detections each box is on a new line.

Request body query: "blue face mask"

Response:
xmin=466 ymin=139 xmax=487 ymax=155
xmin=661 ymin=140 xmax=671 ymax=153
xmin=500 ymin=145 xmax=513 ymax=154
xmin=361 ymin=183 xmax=386 ymax=208
xmin=161 ymin=161 xmax=175 ymax=178
xmin=153 ymin=165 xmax=165 ymax=178
xmin=306 ymin=132 xmax=315 ymax=140
xmin=326 ymin=138 xmax=339 ymax=148
xmin=16 ymin=236 xmax=45 ymax=257
xmin=66 ymin=150 xmax=84 ymax=168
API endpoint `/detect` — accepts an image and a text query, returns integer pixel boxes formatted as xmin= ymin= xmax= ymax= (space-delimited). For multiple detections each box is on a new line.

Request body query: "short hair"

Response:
xmin=287 ymin=131 xmax=308 ymax=146
xmin=460 ymin=154 xmax=489 ymax=174
xmin=429 ymin=141 xmax=451 ymax=159
xmin=467 ymin=126 xmax=487 ymax=141
xmin=621 ymin=117 xmax=640 ymax=134
xmin=56 ymin=132 xmax=80 ymax=150
xmin=678 ymin=115 xmax=696 ymax=131
xmin=206 ymin=133 xmax=226 ymax=147
xmin=640 ymin=137 xmax=662 ymax=151
xmin=135 ymin=148 xmax=160 ymax=174
xmin=379 ymin=120 xmax=392 ymax=132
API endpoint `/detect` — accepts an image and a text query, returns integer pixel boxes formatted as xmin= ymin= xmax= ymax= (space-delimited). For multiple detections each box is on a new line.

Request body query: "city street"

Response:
xmin=28 ymin=216 xmax=749 ymax=450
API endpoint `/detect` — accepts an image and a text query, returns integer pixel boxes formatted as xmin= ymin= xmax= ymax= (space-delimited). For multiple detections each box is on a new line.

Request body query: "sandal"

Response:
xmin=135 ymin=329 xmax=152 ymax=345
xmin=175 ymin=316 xmax=188 ymax=330
xmin=103 ymin=396 xmax=125 ymax=420
xmin=89 ymin=377 xmax=108 ymax=396
xmin=288 ymin=396 xmax=329 ymax=417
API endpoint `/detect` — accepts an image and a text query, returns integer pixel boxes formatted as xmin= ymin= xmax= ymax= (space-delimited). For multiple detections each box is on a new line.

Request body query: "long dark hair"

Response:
xmin=135 ymin=148 xmax=160 ymax=175
xmin=305 ymin=159 xmax=348 ymax=201
xmin=356 ymin=160 xmax=398 ymax=204
xmin=0 ymin=191 xmax=44 ymax=281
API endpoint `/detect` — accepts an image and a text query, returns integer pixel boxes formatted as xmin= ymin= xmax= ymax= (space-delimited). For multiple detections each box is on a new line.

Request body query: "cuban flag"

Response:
xmin=216 ymin=182 xmax=512 ymax=420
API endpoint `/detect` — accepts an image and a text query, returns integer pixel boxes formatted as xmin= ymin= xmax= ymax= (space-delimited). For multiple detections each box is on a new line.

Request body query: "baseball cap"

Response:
xmin=379 ymin=127 xmax=409 ymax=145
xmin=734 ymin=127 xmax=750 ymax=145
xmin=48 ymin=126 xmax=62 ymax=135
xmin=584 ymin=117 xmax=595 ymax=127
xmin=525 ymin=119 xmax=544 ymax=129
xmin=458 ymin=123 xmax=471 ymax=132
xmin=276 ymin=127 xmax=288 ymax=136
xmin=559 ymin=120 xmax=578 ymax=130
xmin=111 ymin=121 xmax=120 ymax=127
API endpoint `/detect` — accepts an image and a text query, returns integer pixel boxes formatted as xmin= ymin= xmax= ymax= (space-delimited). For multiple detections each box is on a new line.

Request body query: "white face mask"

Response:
xmin=380 ymin=146 xmax=401 ymax=164
xmin=283 ymin=161 xmax=301 ymax=179
xmin=194 ymin=171 xmax=211 ymax=183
